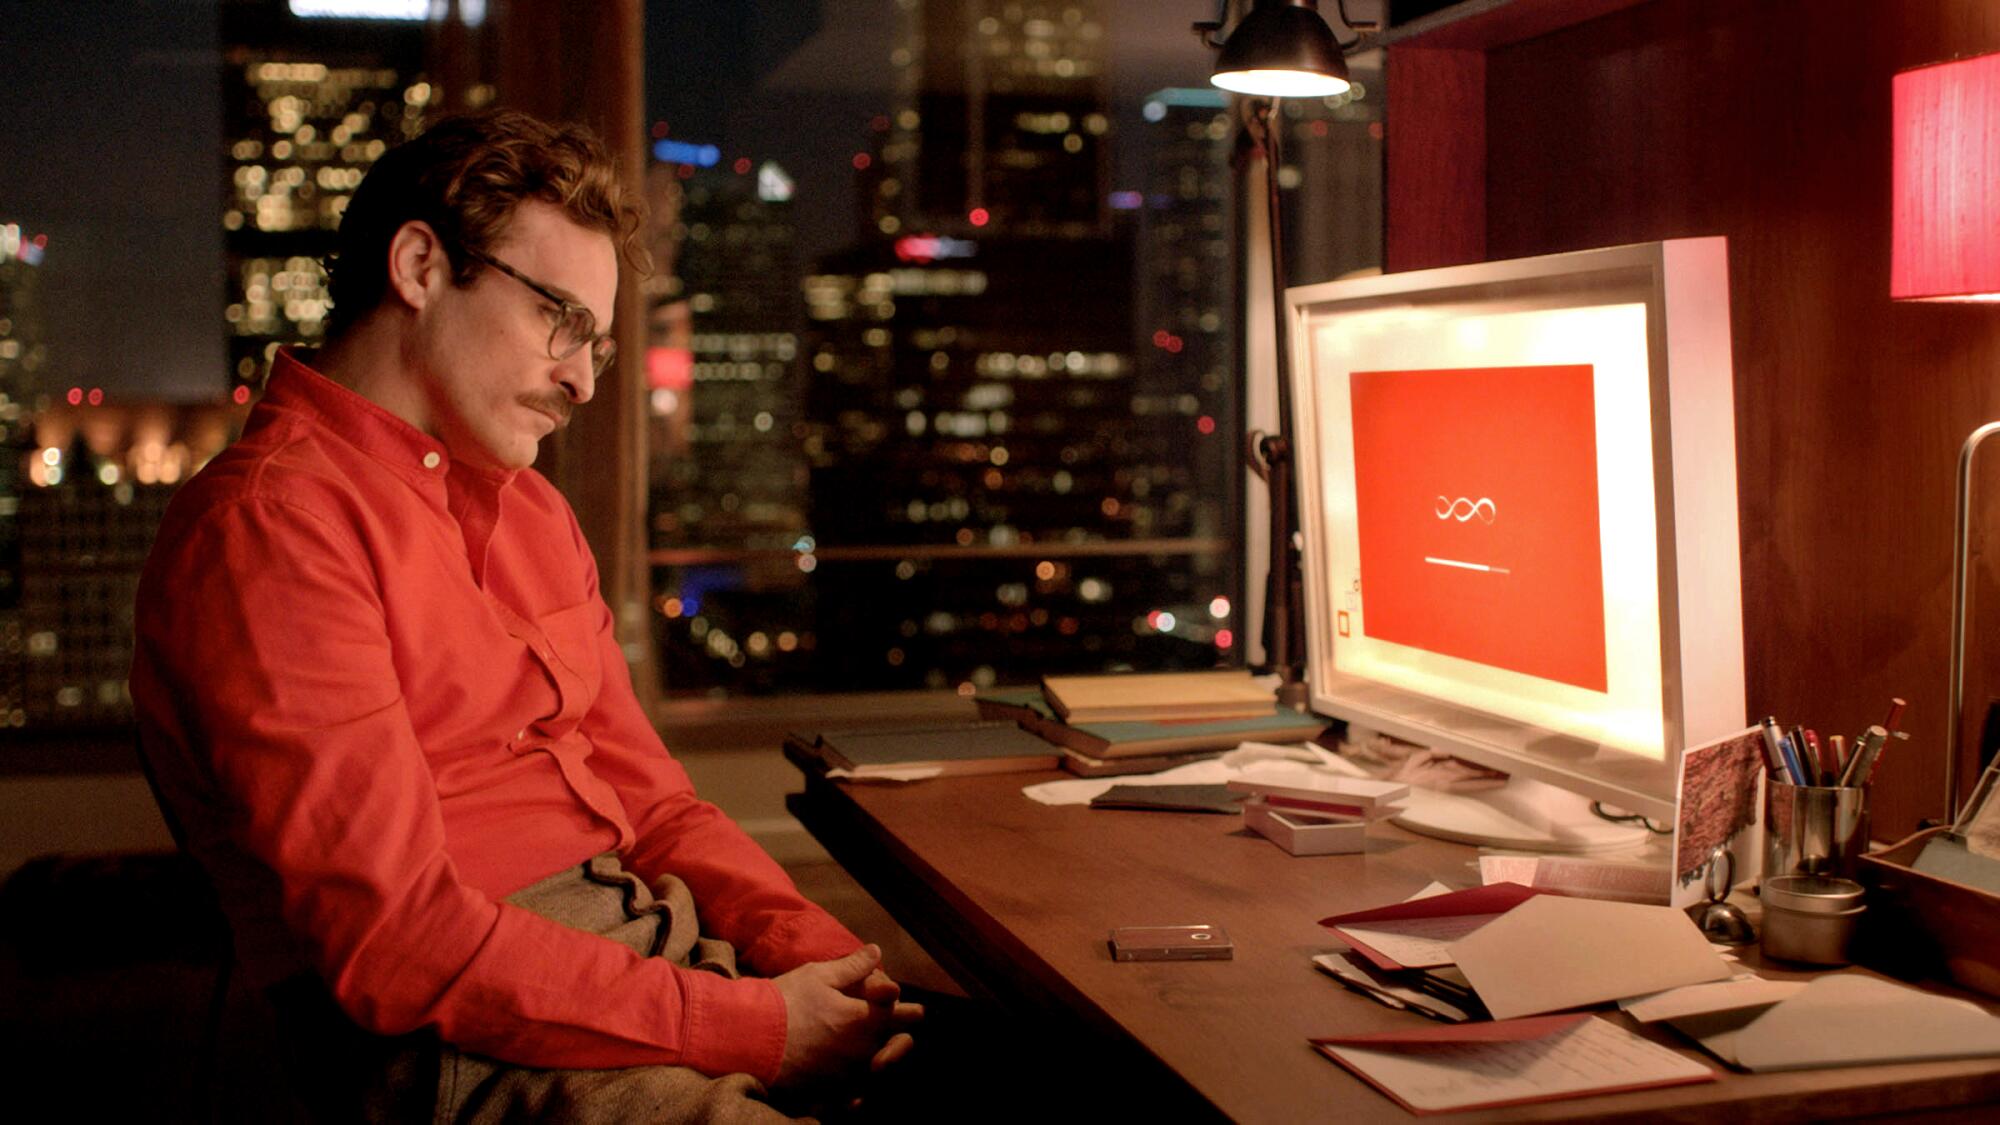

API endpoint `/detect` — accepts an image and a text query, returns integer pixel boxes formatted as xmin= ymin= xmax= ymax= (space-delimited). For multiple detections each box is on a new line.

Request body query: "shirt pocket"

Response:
xmin=532 ymin=599 xmax=605 ymax=724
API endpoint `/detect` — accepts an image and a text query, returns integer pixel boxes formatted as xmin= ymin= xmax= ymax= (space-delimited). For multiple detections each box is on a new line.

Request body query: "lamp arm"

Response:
xmin=1330 ymin=0 xmax=1381 ymax=45
xmin=1946 ymin=420 xmax=2000 ymax=825
xmin=1192 ymin=1 xmax=1228 ymax=49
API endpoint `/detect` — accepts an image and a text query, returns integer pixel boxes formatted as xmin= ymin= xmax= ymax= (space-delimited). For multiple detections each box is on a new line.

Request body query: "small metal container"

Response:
xmin=1761 ymin=874 xmax=1866 ymax=965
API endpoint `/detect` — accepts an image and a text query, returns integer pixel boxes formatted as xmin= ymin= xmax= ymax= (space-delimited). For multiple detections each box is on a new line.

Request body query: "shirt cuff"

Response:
xmin=677 ymin=970 xmax=788 ymax=1084
xmin=745 ymin=910 xmax=863 ymax=976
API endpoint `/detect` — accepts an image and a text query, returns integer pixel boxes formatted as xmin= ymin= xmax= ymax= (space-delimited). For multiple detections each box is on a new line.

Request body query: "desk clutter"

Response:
xmin=1304 ymin=878 xmax=2000 ymax=1115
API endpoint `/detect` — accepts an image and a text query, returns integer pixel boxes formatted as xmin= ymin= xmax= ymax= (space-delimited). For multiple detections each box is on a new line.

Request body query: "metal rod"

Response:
xmin=1947 ymin=421 xmax=2000 ymax=824
xmin=1254 ymin=97 xmax=1307 ymax=708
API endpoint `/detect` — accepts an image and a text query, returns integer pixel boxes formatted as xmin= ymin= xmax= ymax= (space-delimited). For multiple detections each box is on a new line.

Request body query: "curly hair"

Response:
xmin=324 ymin=109 xmax=646 ymax=337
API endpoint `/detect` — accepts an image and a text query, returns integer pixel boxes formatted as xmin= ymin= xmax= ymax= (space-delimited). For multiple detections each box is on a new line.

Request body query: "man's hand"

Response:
xmin=771 ymin=945 xmax=923 ymax=1089
xmin=845 ymin=965 xmax=922 ymax=1073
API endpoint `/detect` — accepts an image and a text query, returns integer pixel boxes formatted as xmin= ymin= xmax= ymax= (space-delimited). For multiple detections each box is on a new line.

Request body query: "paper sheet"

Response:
xmin=1320 ymin=882 xmax=1544 ymax=971
xmin=1314 ymin=1014 xmax=1714 ymax=1115
xmin=1676 ymin=974 xmax=2000 ymax=1072
xmin=1333 ymin=914 xmax=1506 ymax=969
xmin=1618 ymin=976 xmax=1804 ymax=1023
xmin=1019 ymin=742 xmax=1355 ymax=806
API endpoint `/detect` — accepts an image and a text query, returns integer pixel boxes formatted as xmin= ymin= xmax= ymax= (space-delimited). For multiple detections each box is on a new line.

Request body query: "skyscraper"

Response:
xmin=645 ymin=157 xmax=819 ymax=692
xmin=219 ymin=0 xmax=430 ymax=392
xmin=878 ymin=0 xmax=1111 ymax=239
xmin=15 ymin=403 xmax=244 ymax=730
xmin=788 ymin=0 xmax=1235 ymax=691
xmin=0 ymin=222 xmax=49 ymax=726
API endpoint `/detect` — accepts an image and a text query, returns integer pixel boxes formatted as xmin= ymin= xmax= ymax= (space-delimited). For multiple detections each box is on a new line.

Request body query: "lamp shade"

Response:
xmin=1892 ymin=51 xmax=2000 ymax=302
xmin=1211 ymin=0 xmax=1351 ymax=99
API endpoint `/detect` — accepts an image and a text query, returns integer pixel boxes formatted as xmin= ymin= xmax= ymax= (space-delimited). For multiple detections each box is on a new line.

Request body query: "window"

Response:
xmin=639 ymin=1 xmax=1375 ymax=697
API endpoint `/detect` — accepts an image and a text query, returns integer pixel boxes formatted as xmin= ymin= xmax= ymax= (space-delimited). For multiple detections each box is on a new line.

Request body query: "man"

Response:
xmin=131 ymin=109 xmax=918 ymax=1122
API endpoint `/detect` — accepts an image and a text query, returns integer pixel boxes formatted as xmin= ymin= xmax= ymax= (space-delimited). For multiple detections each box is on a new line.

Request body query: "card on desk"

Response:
xmin=1449 ymin=895 xmax=1732 ymax=1020
xmin=1320 ymin=882 xmax=1544 ymax=971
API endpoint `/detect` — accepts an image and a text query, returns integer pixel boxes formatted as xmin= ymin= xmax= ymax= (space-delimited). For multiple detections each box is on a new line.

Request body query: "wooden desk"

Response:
xmin=787 ymin=767 xmax=2000 ymax=1123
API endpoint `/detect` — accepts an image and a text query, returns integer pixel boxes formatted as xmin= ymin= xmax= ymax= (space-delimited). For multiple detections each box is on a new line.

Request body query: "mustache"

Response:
xmin=519 ymin=391 xmax=573 ymax=428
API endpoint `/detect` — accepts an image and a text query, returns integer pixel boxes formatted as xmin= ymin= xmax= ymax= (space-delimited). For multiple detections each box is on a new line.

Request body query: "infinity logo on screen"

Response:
xmin=1434 ymin=496 xmax=1497 ymax=524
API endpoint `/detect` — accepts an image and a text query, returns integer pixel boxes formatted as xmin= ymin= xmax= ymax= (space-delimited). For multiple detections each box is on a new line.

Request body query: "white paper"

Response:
xmin=1312 ymin=953 xmax=1471 ymax=1022
xmin=1335 ymin=914 xmax=1505 ymax=969
xmin=1019 ymin=743 xmax=1370 ymax=806
xmin=1619 ymin=976 xmax=1804 ymax=1023
xmin=1321 ymin=1016 xmax=1712 ymax=1113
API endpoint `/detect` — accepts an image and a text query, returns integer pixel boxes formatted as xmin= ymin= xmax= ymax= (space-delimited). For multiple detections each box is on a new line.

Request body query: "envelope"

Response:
xmin=1449 ymin=895 xmax=1732 ymax=1020
xmin=1319 ymin=882 xmax=1545 ymax=971
xmin=1671 ymin=974 xmax=2000 ymax=1071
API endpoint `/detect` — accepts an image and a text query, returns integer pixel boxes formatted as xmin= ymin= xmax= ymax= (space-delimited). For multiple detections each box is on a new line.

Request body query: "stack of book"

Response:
xmin=976 ymin=671 xmax=1329 ymax=777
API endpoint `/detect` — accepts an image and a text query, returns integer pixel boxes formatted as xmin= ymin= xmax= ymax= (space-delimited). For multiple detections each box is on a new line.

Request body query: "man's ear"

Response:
xmin=386 ymin=220 xmax=451 ymax=312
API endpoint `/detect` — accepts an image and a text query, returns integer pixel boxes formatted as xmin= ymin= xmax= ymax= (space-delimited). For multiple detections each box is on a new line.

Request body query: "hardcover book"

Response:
xmin=786 ymin=721 xmax=1060 ymax=778
xmin=1039 ymin=670 xmax=1278 ymax=723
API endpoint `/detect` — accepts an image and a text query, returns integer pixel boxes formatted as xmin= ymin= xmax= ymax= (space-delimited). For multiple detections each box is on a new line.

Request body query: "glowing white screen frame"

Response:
xmin=1286 ymin=240 xmax=1745 ymax=820
xmin=1310 ymin=302 xmax=1665 ymax=757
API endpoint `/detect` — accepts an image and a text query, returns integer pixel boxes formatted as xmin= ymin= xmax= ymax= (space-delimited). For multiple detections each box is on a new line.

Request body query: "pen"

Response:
xmin=1790 ymin=725 xmax=1819 ymax=785
xmin=1841 ymin=725 xmax=1889 ymax=787
xmin=1759 ymin=717 xmax=1796 ymax=782
xmin=1881 ymin=697 xmax=1908 ymax=736
xmin=1803 ymin=729 xmax=1829 ymax=785
xmin=1827 ymin=734 xmax=1847 ymax=782
xmin=1776 ymin=730 xmax=1808 ymax=787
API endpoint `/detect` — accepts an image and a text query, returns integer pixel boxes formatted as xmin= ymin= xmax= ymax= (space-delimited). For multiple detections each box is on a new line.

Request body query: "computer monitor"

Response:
xmin=1285 ymin=239 xmax=1744 ymax=850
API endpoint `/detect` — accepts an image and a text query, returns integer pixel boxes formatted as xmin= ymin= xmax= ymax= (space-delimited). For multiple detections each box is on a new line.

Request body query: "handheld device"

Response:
xmin=1108 ymin=924 xmax=1233 ymax=961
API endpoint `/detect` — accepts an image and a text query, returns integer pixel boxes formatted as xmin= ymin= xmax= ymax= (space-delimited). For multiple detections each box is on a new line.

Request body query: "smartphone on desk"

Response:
xmin=1109 ymin=924 xmax=1233 ymax=961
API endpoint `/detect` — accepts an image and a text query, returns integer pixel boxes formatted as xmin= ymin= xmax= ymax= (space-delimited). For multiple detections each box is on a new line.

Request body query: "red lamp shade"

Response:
xmin=1893 ymin=51 xmax=2000 ymax=301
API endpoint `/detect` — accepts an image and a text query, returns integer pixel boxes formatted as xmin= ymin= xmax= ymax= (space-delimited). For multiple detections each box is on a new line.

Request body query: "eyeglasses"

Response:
xmin=461 ymin=247 xmax=617 ymax=376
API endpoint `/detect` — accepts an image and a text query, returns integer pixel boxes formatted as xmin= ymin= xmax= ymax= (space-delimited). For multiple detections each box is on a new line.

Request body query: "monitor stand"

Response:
xmin=1390 ymin=775 xmax=1654 ymax=854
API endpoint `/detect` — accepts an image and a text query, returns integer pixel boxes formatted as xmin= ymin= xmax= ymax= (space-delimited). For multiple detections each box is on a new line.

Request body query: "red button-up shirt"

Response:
xmin=131 ymin=350 xmax=858 ymax=1082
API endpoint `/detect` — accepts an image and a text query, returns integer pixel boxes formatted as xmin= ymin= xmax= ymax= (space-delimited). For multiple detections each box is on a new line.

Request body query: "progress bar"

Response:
xmin=1424 ymin=556 xmax=1512 ymax=574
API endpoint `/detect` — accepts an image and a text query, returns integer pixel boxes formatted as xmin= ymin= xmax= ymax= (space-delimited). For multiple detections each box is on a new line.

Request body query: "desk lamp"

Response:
xmin=1891 ymin=49 xmax=2000 ymax=839
xmin=1194 ymin=1 xmax=1369 ymax=709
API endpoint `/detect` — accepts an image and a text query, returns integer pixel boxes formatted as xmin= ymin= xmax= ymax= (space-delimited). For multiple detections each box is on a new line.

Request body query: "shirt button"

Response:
xmin=422 ymin=452 xmax=442 ymax=469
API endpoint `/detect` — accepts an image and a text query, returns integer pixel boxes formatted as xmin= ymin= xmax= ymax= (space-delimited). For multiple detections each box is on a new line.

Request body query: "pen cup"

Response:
xmin=1765 ymin=780 xmax=1868 ymax=879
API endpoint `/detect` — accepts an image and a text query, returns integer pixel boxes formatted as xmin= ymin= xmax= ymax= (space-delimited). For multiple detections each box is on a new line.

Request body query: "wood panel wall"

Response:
xmin=1387 ymin=0 xmax=2000 ymax=836
xmin=488 ymin=0 xmax=658 ymax=708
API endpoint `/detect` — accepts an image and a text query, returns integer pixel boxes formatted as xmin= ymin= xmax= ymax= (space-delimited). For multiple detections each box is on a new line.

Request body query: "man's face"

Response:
xmin=419 ymin=200 xmax=618 ymax=472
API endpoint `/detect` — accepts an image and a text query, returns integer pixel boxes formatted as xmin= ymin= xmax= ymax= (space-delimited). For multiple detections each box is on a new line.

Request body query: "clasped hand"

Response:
xmin=772 ymin=944 xmax=923 ymax=1090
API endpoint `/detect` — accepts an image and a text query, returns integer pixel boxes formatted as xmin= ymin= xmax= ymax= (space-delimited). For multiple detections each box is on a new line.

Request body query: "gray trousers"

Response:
xmin=272 ymin=855 xmax=806 ymax=1124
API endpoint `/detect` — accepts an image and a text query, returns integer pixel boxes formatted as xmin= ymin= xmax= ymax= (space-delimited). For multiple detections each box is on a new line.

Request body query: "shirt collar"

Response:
xmin=263 ymin=348 xmax=450 ymax=472
xmin=259 ymin=348 xmax=521 ymax=493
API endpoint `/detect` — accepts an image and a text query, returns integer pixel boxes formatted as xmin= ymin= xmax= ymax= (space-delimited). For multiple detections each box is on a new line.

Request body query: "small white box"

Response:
xmin=1245 ymin=797 xmax=1366 ymax=856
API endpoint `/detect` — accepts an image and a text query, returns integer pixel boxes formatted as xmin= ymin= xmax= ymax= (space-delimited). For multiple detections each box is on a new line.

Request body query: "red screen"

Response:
xmin=1349 ymin=365 xmax=1608 ymax=692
